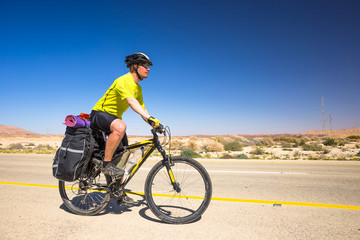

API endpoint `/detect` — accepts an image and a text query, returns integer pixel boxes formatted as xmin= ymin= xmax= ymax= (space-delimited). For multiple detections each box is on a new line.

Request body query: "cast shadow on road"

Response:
xmin=59 ymin=189 xmax=201 ymax=224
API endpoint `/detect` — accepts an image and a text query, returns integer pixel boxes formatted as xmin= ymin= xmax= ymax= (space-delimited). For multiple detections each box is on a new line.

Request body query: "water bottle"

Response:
xmin=124 ymin=147 xmax=144 ymax=175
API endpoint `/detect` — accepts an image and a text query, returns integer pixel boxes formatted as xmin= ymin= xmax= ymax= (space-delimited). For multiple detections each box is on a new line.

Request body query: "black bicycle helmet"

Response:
xmin=125 ymin=52 xmax=153 ymax=67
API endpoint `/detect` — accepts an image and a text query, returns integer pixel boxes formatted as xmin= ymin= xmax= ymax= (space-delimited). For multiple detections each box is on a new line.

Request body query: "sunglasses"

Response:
xmin=139 ymin=63 xmax=150 ymax=69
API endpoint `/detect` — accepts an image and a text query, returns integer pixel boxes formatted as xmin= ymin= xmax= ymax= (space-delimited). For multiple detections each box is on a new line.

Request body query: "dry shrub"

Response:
xmin=224 ymin=141 xmax=243 ymax=151
xmin=229 ymin=135 xmax=252 ymax=146
xmin=262 ymin=138 xmax=275 ymax=147
xmin=273 ymin=136 xmax=298 ymax=143
xmin=281 ymin=142 xmax=293 ymax=148
xmin=302 ymin=142 xmax=325 ymax=151
xmin=203 ymin=141 xmax=224 ymax=152
xmin=9 ymin=143 xmax=24 ymax=150
xmin=215 ymin=137 xmax=227 ymax=144
xmin=171 ymin=140 xmax=185 ymax=150
xmin=187 ymin=139 xmax=201 ymax=151
xmin=250 ymin=146 xmax=265 ymax=155
xmin=34 ymin=144 xmax=54 ymax=150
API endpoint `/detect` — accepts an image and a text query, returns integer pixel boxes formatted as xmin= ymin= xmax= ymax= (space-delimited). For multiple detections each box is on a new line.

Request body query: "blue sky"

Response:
xmin=1 ymin=0 xmax=359 ymax=136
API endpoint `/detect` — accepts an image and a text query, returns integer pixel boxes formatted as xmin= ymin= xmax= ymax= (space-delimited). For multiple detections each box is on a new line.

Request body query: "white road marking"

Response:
xmin=138 ymin=168 xmax=307 ymax=174
xmin=207 ymin=170 xmax=307 ymax=175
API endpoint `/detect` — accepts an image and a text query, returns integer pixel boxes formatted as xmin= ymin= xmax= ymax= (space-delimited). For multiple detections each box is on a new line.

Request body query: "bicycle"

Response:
xmin=58 ymin=125 xmax=212 ymax=224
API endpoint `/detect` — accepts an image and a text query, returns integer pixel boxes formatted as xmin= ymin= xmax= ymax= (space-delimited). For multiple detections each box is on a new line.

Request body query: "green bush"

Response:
xmin=236 ymin=154 xmax=249 ymax=159
xmin=281 ymin=142 xmax=293 ymax=148
xmin=347 ymin=135 xmax=360 ymax=140
xmin=273 ymin=136 xmax=298 ymax=143
xmin=302 ymin=143 xmax=325 ymax=151
xmin=282 ymin=148 xmax=293 ymax=151
xmin=223 ymin=141 xmax=243 ymax=151
xmin=299 ymin=140 xmax=306 ymax=146
xmin=221 ymin=153 xmax=234 ymax=159
xmin=323 ymin=149 xmax=331 ymax=154
xmin=180 ymin=149 xmax=201 ymax=158
xmin=250 ymin=147 xmax=265 ymax=155
xmin=323 ymin=138 xmax=337 ymax=146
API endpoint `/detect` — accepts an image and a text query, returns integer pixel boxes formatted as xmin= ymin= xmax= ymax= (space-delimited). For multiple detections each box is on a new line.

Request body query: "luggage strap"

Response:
xmin=80 ymin=129 xmax=96 ymax=178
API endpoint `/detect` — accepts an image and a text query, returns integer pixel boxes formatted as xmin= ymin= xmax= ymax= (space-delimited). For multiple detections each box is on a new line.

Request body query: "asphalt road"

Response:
xmin=0 ymin=154 xmax=359 ymax=240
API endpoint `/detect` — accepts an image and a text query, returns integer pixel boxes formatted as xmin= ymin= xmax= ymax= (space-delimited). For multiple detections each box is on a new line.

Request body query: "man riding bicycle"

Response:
xmin=90 ymin=52 xmax=160 ymax=203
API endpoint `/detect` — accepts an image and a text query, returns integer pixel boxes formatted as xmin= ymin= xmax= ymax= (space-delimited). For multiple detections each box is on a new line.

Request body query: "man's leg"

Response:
xmin=101 ymin=119 xmax=126 ymax=177
xmin=105 ymin=119 xmax=134 ymax=204
xmin=104 ymin=119 xmax=126 ymax=162
xmin=104 ymin=119 xmax=134 ymax=204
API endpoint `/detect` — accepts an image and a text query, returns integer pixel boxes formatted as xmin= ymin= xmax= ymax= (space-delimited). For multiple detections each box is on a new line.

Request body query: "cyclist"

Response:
xmin=90 ymin=52 xmax=160 ymax=203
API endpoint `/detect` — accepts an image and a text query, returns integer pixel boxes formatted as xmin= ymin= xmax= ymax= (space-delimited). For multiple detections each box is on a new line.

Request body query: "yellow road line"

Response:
xmin=1 ymin=181 xmax=359 ymax=210
xmin=0 ymin=181 xmax=59 ymax=188
xmin=210 ymin=197 xmax=360 ymax=210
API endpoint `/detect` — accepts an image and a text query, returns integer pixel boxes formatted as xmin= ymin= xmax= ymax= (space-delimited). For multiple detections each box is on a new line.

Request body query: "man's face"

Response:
xmin=138 ymin=62 xmax=150 ymax=79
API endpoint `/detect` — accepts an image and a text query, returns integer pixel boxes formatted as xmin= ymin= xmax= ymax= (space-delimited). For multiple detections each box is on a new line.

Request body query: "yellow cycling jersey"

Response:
xmin=92 ymin=73 xmax=145 ymax=119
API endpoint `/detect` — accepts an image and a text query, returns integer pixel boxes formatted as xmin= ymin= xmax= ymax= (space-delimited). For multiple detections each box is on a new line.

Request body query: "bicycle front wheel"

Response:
xmin=145 ymin=156 xmax=212 ymax=224
xmin=59 ymin=171 xmax=110 ymax=216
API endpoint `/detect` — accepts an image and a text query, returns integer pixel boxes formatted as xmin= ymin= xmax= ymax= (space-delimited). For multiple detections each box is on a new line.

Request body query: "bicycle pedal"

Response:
xmin=111 ymin=192 xmax=122 ymax=199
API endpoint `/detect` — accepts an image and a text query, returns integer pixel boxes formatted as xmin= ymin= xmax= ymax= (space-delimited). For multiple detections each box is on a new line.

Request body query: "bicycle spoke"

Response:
xmin=146 ymin=157 xmax=211 ymax=223
xmin=59 ymin=171 xmax=110 ymax=215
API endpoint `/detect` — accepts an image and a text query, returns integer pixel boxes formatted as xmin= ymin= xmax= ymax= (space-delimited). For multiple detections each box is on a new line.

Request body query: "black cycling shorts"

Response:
xmin=90 ymin=110 xmax=118 ymax=134
xmin=90 ymin=110 xmax=128 ymax=146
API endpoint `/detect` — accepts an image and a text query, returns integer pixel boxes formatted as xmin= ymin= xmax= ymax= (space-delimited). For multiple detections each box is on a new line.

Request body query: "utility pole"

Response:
xmin=321 ymin=96 xmax=327 ymax=135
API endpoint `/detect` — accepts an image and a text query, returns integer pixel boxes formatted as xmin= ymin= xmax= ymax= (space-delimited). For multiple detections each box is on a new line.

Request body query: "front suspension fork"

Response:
xmin=155 ymin=134 xmax=181 ymax=192
xmin=163 ymin=156 xmax=181 ymax=193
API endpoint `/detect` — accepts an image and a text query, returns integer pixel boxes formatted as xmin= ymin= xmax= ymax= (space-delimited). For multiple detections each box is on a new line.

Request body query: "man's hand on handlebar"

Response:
xmin=147 ymin=116 xmax=165 ymax=134
xmin=147 ymin=116 xmax=160 ymax=128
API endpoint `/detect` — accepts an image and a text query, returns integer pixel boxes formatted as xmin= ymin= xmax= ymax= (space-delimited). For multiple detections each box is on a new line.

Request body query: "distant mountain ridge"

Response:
xmin=0 ymin=124 xmax=40 ymax=137
xmin=304 ymin=127 xmax=360 ymax=136
xmin=0 ymin=124 xmax=359 ymax=137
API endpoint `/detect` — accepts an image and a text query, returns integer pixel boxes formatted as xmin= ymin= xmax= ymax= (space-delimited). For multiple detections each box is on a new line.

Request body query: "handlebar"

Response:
xmin=152 ymin=124 xmax=165 ymax=135
xmin=151 ymin=124 xmax=171 ymax=153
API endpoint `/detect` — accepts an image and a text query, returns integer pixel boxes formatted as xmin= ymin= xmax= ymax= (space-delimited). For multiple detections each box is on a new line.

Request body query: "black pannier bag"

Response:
xmin=52 ymin=127 xmax=95 ymax=181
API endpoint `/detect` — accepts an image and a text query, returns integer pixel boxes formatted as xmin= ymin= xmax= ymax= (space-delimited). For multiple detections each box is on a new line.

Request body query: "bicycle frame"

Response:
xmin=118 ymin=129 xmax=179 ymax=191
xmin=120 ymin=140 xmax=155 ymax=186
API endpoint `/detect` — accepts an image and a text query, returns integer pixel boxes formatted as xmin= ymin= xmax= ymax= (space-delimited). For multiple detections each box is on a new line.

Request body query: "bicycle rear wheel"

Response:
xmin=145 ymin=156 xmax=212 ymax=224
xmin=59 ymin=170 xmax=110 ymax=216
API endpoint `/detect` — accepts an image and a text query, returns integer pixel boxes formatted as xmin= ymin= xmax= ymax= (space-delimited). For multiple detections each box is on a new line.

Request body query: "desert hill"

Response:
xmin=0 ymin=124 xmax=41 ymax=137
xmin=304 ymin=127 xmax=360 ymax=137
xmin=0 ymin=124 xmax=359 ymax=138
xmin=1 ymin=124 xmax=359 ymax=160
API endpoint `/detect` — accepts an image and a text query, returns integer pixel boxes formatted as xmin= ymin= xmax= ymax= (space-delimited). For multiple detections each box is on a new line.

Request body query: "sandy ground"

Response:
xmin=1 ymin=134 xmax=359 ymax=160
xmin=0 ymin=136 xmax=64 ymax=148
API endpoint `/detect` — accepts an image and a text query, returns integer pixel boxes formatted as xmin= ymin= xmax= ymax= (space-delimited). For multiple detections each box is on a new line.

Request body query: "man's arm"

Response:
xmin=126 ymin=97 xmax=150 ymax=120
